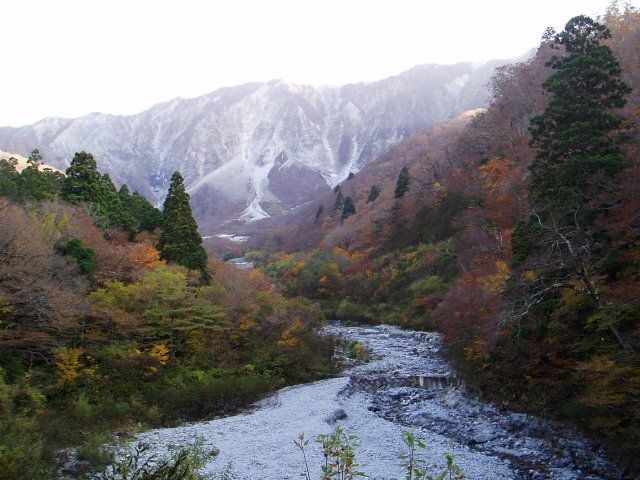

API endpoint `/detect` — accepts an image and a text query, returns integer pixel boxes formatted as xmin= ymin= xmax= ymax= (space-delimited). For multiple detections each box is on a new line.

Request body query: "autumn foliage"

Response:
xmin=257 ymin=7 xmax=640 ymax=472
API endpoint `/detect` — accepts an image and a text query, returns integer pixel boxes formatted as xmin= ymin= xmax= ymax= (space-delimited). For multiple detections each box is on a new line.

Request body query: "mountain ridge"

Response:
xmin=0 ymin=59 xmax=509 ymax=232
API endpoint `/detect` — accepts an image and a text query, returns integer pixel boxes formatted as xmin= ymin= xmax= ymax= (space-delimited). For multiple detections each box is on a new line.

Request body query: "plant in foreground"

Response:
xmin=97 ymin=439 xmax=212 ymax=480
xmin=296 ymin=428 xmax=465 ymax=480
xmin=399 ymin=430 xmax=465 ymax=480
xmin=316 ymin=427 xmax=367 ymax=479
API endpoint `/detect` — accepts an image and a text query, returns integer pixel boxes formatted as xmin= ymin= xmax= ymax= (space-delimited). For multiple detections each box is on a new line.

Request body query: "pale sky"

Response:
xmin=2 ymin=0 xmax=631 ymax=127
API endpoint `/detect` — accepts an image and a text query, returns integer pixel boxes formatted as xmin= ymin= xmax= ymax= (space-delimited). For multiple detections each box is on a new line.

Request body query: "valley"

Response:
xmin=118 ymin=324 xmax=622 ymax=480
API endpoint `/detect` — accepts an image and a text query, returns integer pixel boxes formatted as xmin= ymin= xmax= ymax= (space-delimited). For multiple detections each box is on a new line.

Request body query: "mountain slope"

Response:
xmin=0 ymin=60 xmax=505 ymax=232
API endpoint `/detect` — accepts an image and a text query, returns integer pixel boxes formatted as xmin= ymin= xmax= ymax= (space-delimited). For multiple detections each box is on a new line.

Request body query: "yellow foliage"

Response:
xmin=523 ymin=269 xmax=538 ymax=281
xmin=479 ymin=260 xmax=510 ymax=294
xmin=146 ymin=343 xmax=170 ymax=375
xmin=239 ymin=319 xmax=257 ymax=331
xmin=479 ymin=157 xmax=511 ymax=190
xmin=54 ymin=348 xmax=90 ymax=387
xmin=148 ymin=343 xmax=170 ymax=366
xmin=277 ymin=319 xmax=304 ymax=347
xmin=248 ymin=269 xmax=266 ymax=282
xmin=29 ymin=210 xmax=70 ymax=243
xmin=463 ymin=339 xmax=490 ymax=367
xmin=390 ymin=267 xmax=399 ymax=280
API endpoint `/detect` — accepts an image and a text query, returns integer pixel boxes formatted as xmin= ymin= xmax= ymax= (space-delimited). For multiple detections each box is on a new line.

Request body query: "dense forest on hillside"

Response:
xmin=0 ymin=152 xmax=335 ymax=478
xmin=250 ymin=6 xmax=640 ymax=472
xmin=2 ymin=4 xmax=639 ymax=479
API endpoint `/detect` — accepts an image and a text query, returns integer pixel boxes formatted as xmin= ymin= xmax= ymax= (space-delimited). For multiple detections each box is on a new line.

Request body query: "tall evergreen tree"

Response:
xmin=334 ymin=190 xmax=344 ymax=212
xmin=366 ymin=185 xmax=381 ymax=203
xmin=61 ymin=151 xmax=104 ymax=203
xmin=341 ymin=196 xmax=356 ymax=222
xmin=18 ymin=150 xmax=64 ymax=200
xmin=394 ymin=166 xmax=411 ymax=198
xmin=515 ymin=16 xmax=633 ymax=351
xmin=157 ymin=172 xmax=208 ymax=277
xmin=528 ymin=15 xmax=631 ymax=212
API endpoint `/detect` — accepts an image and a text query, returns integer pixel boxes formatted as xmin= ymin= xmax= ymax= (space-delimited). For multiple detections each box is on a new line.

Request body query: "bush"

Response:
xmin=336 ymin=300 xmax=375 ymax=323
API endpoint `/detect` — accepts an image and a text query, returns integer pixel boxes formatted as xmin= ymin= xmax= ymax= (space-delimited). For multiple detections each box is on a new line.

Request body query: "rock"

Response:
xmin=210 ymin=447 xmax=220 ymax=456
xmin=470 ymin=433 xmax=496 ymax=444
xmin=325 ymin=409 xmax=348 ymax=424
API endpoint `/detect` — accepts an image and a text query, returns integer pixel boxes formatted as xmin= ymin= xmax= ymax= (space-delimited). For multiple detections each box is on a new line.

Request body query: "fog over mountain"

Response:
xmin=0 ymin=60 xmax=507 ymax=232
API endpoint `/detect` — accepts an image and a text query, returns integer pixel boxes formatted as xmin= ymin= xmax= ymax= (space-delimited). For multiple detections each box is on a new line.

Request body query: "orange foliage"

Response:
xmin=126 ymin=243 xmax=162 ymax=268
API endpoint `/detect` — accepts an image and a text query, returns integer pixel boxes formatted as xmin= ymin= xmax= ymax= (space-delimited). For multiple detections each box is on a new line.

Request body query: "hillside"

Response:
xmin=0 ymin=60 xmax=507 ymax=232
xmin=251 ymin=6 xmax=640 ymax=473
xmin=0 ymin=151 xmax=336 ymax=478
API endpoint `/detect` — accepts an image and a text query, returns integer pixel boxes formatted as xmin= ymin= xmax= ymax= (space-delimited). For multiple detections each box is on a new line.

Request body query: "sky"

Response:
xmin=2 ymin=0 xmax=633 ymax=127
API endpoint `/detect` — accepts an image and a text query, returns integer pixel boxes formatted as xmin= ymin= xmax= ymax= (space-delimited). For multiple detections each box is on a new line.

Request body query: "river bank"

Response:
xmin=121 ymin=324 xmax=625 ymax=479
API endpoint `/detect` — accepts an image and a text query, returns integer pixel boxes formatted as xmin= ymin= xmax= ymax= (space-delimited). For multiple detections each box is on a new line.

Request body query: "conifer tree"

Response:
xmin=528 ymin=15 xmax=631 ymax=212
xmin=61 ymin=151 xmax=104 ymax=203
xmin=366 ymin=185 xmax=380 ymax=203
xmin=157 ymin=172 xmax=208 ymax=277
xmin=341 ymin=196 xmax=356 ymax=221
xmin=334 ymin=190 xmax=344 ymax=212
xmin=515 ymin=15 xmax=633 ymax=351
xmin=394 ymin=166 xmax=411 ymax=198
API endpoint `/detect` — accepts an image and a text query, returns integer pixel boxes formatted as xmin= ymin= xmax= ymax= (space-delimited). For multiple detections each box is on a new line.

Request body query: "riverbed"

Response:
xmin=126 ymin=323 xmax=623 ymax=479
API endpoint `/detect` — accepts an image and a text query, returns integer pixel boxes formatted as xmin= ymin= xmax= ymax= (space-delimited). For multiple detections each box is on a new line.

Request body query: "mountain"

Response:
xmin=0 ymin=60 xmax=506 ymax=232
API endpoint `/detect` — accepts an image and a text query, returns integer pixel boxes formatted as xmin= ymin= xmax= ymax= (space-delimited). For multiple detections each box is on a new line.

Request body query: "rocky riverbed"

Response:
xmin=115 ymin=323 xmax=625 ymax=479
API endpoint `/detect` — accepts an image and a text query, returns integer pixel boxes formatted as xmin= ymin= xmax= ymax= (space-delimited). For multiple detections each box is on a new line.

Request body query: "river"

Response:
xmin=126 ymin=323 xmax=623 ymax=479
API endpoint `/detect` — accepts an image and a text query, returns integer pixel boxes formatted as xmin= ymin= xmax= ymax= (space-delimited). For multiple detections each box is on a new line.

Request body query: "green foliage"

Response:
xmin=334 ymin=190 xmax=344 ymax=212
xmin=60 ymin=150 xmax=157 ymax=233
xmin=528 ymin=15 xmax=630 ymax=212
xmin=341 ymin=196 xmax=356 ymax=221
xmin=0 ymin=150 xmax=64 ymax=201
xmin=62 ymin=151 xmax=104 ymax=203
xmin=399 ymin=430 xmax=427 ymax=480
xmin=316 ymin=428 xmax=366 ymax=480
xmin=157 ymin=172 xmax=208 ymax=278
xmin=366 ymin=185 xmax=380 ymax=203
xmin=410 ymin=276 xmax=446 ymax=295
xmin=294 ymin=429 xmax=465 ymax=480
xmin=56 ymin=238 xmax=96 ymax=275
xmin=0 ymin=370 xmax=54 ymax=480
xmin=16 ymin=150 xmax=64 ymax=201
xmin=336 ymin=300 xmax=374 ymax=323
xmin=98 ymin=440 xmax=212 ymax=480
xmin=345 ymin=341 xmax=372 ymax=362
xmin=0 ymin=157 xmax=19 ymax=197
xmin=394 ymin=166 xmax=411 ymax=198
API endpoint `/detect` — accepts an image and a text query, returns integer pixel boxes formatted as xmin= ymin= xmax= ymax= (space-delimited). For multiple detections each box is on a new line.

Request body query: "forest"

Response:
xmin=1 ymin=4 xmax=639 ymax=479
xmin=0 ymin=152 xmax=335 ymax=478
xmin=248 ymin=6 xmax=640 ymax=473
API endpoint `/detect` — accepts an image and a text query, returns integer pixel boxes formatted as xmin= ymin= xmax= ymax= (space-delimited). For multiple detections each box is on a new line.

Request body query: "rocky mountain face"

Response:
xmin=0 ymin=60 xmax=505 ymax=232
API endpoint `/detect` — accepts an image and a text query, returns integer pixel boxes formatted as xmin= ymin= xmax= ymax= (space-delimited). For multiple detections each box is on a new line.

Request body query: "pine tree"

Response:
xmin=334 ymin=190 xmax=344 ymax=212
xmin=394 ymin=166 xmax=411 ymax=198
xmin=515 ymin=15 xmax=633 ymax=352
xmin=366 ymin=185 xmax=380 ymax=203
xmin=528 ymin=15 xmax=631 ymax=212
xmin=341 ymin=196 xmax=356 ymax=221
xmin=61 ymin=151 xmax=103 ymax=203
xmin=18 ymin=150 xmax=64 ymax=201
xmin=157 ymin=172 xmax=208 ymax=278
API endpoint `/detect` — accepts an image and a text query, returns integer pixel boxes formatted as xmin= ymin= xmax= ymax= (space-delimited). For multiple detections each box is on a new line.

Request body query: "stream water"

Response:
xmin=125 ymin=323 xmax=624 ymax=479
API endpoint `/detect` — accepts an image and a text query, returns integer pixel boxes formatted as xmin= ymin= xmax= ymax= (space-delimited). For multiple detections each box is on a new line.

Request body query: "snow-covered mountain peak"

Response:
xmin=0 ymin=60 xmax=508 ymax=232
